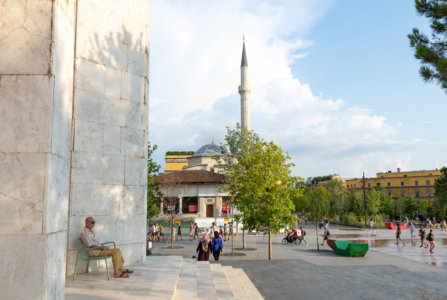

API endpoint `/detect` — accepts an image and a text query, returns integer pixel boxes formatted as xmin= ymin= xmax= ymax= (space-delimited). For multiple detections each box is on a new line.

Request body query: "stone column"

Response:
xmin=0 ymin=1 xmax=76 ymax=298
xmin=178 ymin=197 xmax=183 ymax=214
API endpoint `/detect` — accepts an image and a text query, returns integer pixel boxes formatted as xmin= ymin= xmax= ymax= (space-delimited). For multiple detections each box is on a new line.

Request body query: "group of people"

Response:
xmin=423 ymin=217 xmax=447 ymax=229
xmin=194 ymin=231 xmax=224 ymax=261
xmin=148 ymin=223 xmax=164 ymax=241
xmin=285 ymin=226 xmax=309 ymax=247
xmin=418 ymin=227 xmax=437 ymax=253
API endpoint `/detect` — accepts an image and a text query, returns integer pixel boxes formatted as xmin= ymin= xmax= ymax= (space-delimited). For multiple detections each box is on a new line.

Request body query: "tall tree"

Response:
xmin=305 ymin=186 xmax=331 ymax=251
xmin=367 ymin=188 xmax=381 ymax=221
xmin=147 ymin=142 xmax=163 ymax=220
xmin=409 ymin=0 xmax=447 ymax=91
xmin=221 ymin=127 xmax=300 ymax=259
xmin=434 ymin=166 xmax=447 ymax=218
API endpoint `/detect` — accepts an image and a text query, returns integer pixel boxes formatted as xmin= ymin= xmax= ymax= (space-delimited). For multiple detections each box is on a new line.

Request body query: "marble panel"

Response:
xmin=128 ymin=45 xmax=148 ymax=77
xmin=125 ymin=157 xmax=147 ymax=186
xmin=0 ymin=75 xmax=52 ymax=153
xmin=103 ymin=65 xmax=122 ymax=98
xmin=70 ymin=183 xmax=122 ymax=216
xmin=44 ymin=153 xmax=70 ymax=234
xmin=126 ymin=100 xmax=147 ymax=130
xmin=118 ymin=242 xmax=146 ymax=266
xmin=103 ymin=125 xmax=121 ymax=155
xmin=98 ymin=155 xmax=125 ymax=184
xmin=121 ymin=71 xmax=145 ymax=102
xmin=122 ymin=215 xmax=146 ymax=244
xmin=121 ymin=186 xmax=146 ymax=216
xmin=76 ymin=58 xmax=105 ymax=93
xmin=74 ymin=88 xmax=101 ymax=122
xmin=128 ymin=0 xmax=151 ymax=27
xmin=67 ymin=215 xmax=87 ymax=251
xmin=102 ymin=34 xmax=128 ymax=71
xmin=73 ymin=119 xmax=103 ymax=153
xmin=121 ymin=128 xmax=146 ymax=158
xmin=71 ymin=151 xmax=100 ymax=184
xmin=50 ymin=79 xmax=73 ymax=159
xmin=0 ymin=0 xmax=52 ymax=74
xmin=0 ymin=153 xmax=45 ymax=235
xmin=43 ymin=231 xmax=67 ymax=300
xmin=100 ymin=94 xmax=126 ymax=126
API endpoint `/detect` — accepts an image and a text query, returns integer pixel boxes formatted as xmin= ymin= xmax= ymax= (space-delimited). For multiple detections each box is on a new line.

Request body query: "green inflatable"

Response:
xmin=333 ymin=240 xmax=369 ymax=257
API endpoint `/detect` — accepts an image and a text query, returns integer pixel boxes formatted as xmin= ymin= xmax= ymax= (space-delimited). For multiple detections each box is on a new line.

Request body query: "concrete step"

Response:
xmin=196 ymin=261 xmax=218 ymax=300
xmin=145 ymin=255 xmax=183 ymax=299
xmin=173 ymin=259 xmax=197 ymax=300
xmin=210 ymin=263 xmax=235 ymax=300
xmin=222 ymin=266 xmax=250 ymax=300
xmin=232 ymin=268 xmax=264 ymax=300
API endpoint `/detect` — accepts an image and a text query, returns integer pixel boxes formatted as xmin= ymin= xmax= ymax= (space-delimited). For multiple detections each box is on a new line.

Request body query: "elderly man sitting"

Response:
xmin=80 ymin=216 xmax=133 ymax=278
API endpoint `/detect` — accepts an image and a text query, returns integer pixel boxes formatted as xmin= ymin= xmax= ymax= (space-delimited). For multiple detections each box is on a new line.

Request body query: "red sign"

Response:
xmin=189 ymin=205 xmax=198 ymax=213
xmin=222 ymin=205 xmax=231 ymax=213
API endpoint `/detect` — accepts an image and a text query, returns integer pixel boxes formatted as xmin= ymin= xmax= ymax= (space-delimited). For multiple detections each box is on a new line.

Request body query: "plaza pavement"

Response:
xmin=151 ymin=225 xmax=447 ymax=299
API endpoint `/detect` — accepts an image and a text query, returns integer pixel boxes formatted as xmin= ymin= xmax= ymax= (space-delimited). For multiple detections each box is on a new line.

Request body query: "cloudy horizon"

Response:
xmin=149 ymin=0 xmax=447 ymax=179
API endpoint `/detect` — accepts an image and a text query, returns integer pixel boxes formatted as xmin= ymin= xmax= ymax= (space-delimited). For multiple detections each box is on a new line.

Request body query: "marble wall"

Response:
xmin=0 ymin=0 xmax=150 ymax=298
xmin=66 ymin=0 xmax=150 ymax=275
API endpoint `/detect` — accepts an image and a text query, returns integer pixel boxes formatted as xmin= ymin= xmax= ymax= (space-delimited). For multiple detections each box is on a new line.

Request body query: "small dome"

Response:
xmin=192 ymin=144 xmax=223 ymax=157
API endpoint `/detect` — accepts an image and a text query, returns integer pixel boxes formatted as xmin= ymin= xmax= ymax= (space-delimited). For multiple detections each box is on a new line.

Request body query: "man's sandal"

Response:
xmin=123 ymin=269 xmax=134 ymax=274
xmin=118 ymin=273 xmax=130 ymax=278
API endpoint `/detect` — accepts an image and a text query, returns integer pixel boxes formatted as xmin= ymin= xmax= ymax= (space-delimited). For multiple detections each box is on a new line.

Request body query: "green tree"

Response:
xmin=380 ymin=194 xmax=394 ymax=219
xmin=409 ymin=0 xmax=447 ymax=91
xmin=367 ymin=188 xmax=381 ymax=221
xmin=147 ymin=142 xmax=163 ymax=220
xmin=434 ymin=166 xmax=447 ymax=218
xmin=305 ymin=186 xmax=331 ymax=251
xmin=394 ymin=197 xmax=406 ymax=221
xmin=221 ymin=127 xmax=300 ymax=259
xmin=347 ymin=190 xmax=363 ymax=218
xmin=404 ymin=197 xmax=419 ymax=217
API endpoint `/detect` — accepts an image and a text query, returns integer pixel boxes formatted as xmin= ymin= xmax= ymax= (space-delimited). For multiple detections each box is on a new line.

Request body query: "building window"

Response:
xmin=368 ymin=183 xmax=371 ymax=188
xmin=415 ymin=190 xmax=420 ymax=198
xmin=429 ymin=173 xmax=432 ymax=176
xmin=426 ymin=189 xmax=432 ymax=197
xmin=380 ymin=176 xmax=384 ymax=178
xmin=415 ymin=180 xmax=418 ymax=186
xmin=400 ymin=189 xmax=405 ymax=197
xmin=401 ymin=182 xmax=404 ymax=186
xmin=387 ymin=182 xmax=391 ymax=187
xmin=377 ymin=183 xmax=381 ymax=187
xmin=222 ymin=196 xmax=233 ymax=214
xmin=426 ymin=180 xmax=430 ymax=185
xmin=354 ymin=184 xmax=356 ymax=188
xmin=182 ymin=197 xmax=198 ymax=213
xmin=404 ymin=175 xmax=407 ymax=177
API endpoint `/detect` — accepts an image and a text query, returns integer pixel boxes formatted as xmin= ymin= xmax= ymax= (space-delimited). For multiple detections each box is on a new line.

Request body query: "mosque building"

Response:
xmin=154 ymin=39 xmax=250 ymax=221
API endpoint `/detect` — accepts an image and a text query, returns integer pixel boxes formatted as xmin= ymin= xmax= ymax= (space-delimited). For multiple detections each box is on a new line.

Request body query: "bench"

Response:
xmin=73 ymin=238 xmax=116 ymax=280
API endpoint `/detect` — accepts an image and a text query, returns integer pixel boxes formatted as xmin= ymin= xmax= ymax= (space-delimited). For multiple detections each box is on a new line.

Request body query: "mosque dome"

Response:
xmin=192 ymin=143 xmax=223 ymax=157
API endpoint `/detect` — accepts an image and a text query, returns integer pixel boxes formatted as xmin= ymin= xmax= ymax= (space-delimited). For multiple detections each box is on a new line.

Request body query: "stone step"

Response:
xmin=232 ymin=268 xmax=264 ymax=300
xmin=173 ymin=259 xmax=197 ymax=300
xmin=145 ymin=255 xmax=183 ymax=299
xmin=196 ymin=261 xmax=218 ymax=300
xmin=222 ymin=266 xmax=250 ymax=300
xmin=210 ymin=263 xmax=235 ymax=300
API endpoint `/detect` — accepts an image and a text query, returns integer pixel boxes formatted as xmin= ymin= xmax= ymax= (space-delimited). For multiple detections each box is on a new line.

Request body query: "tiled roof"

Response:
xmin=155 ymin=170 xmax=226 ymax=184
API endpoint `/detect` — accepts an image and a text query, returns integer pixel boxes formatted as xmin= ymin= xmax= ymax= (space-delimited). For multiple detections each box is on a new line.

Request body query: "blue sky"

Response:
xmin=149 ymin=0 xmax=447 ymax=178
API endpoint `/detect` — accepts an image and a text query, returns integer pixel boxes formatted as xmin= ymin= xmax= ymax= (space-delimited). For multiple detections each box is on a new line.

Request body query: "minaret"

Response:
xmin=238 ymin=37 xmax=251 ymax=131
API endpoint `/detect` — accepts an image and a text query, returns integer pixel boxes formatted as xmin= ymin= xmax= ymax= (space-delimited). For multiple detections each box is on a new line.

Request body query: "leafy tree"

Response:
xmin=434 ymin=166 xmax=447 ymax=218
xmin=394 ymin=197 xmax=406 ymax=221
xmin=347 ymin=189 xmax=364 ymax=217
xmin=310 ymin=175 xmax=333 ymax=185
xmin=404 ymin=197 xmax=419 ymax=217
xmin=305 ymin=186 xmax=331 ymax=251
xmin=380 ymin=193 xmax=394 ymax=219
xmin=221 ymin=126 xmax=300 ymax=259
xmin=408 ymin=0 xmax=447 ymax=91
xmin=147 ymin=142 xmax=163 ymax=220
xmin=367 ymin=188 xmax=381 ymax=221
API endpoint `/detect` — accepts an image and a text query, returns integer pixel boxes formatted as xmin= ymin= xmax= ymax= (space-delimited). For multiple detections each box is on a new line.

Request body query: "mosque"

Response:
xmin=154 ymin=39 xmax=251 ymax=222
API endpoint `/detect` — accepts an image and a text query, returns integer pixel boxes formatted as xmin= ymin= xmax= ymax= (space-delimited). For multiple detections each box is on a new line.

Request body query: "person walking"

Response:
xmin=321 ymin=227 xmax=330 ymax=246
xmin=160 ymin=224 xmax=165 ymax=241
xmin=190 ymin=222 xmax=194 ymax=241
xmin=196 ymin=232 xmax=211 ymax=261
xmin=171 ymin=223 xmax=176 ymax=243
xmin=410 ymin=222 xmax=415 ymax=239
xmin=298 ymin=226 xmax=309 ymax=247
xmin=223 ymin=223 xmax=228 ymax=241
xmin=427 ymin=229 xmax=436 ymax=253
xmin=178 ymin=223 xmax=182 ymax=241
xmin=396 ymin=224 xmax=405 ymax=245
xmin=419 ymin=227 xmax=428 ymax=248
xmin=369 ymin=219 xmax=374 ymax=232
xmin=194 ymin=223 xmax=199 ymax=240
xmin=211 ymin=231 xmax=224 ymax=261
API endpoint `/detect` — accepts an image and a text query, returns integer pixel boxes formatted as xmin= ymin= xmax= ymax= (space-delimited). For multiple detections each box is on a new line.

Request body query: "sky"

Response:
xmin=148 ymin=0 xmax=447 ymax=179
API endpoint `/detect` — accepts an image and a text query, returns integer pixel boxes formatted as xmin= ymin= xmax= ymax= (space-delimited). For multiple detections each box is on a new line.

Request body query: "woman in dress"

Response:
xmin=196 ymin=232 xmax=211 ymax=261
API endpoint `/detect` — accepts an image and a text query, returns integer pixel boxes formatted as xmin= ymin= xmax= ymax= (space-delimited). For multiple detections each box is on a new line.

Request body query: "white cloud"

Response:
xmin=149 ymin=0 xmax=447 ymax=177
